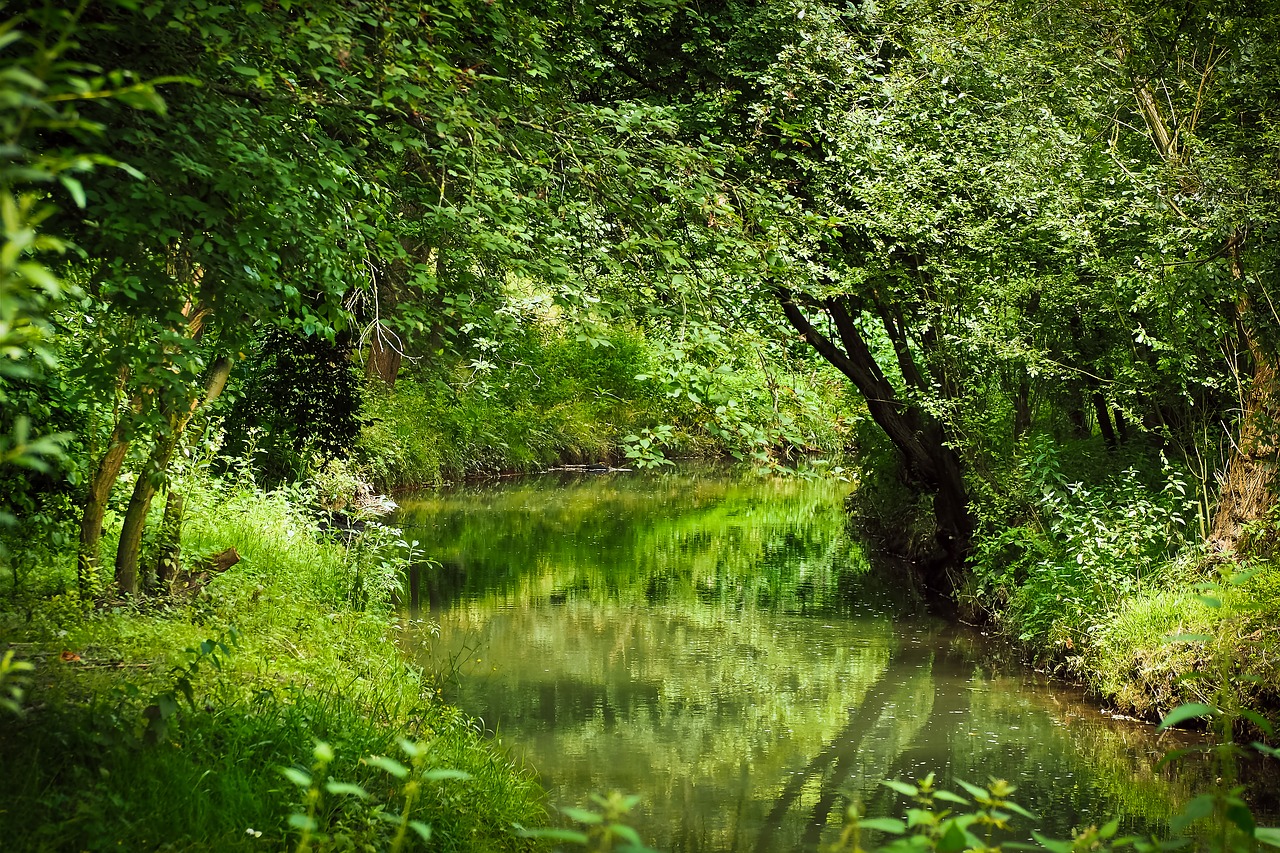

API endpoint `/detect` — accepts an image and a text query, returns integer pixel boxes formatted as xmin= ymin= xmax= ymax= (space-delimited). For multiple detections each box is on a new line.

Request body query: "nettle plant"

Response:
xmin=519 ymin=792 xmax=657 ymax=852
xmin=283 ymin=739 xmax=472 ymax=853
xmin=339 ymin=523 xmax=417 ymax=613
xmin=969 ymin=442 xmax=1199 ymax=650
xmin=834 ymin=758 xmax=1279 ymax=853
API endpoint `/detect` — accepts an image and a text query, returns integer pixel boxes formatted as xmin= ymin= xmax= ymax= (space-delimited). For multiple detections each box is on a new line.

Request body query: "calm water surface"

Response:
xmin=395 ymin=467 xmax=1210 ymax=852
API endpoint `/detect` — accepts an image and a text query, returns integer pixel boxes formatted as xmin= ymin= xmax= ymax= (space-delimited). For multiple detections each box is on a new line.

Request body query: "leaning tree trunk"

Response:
xmin=777 ymin=288 xmax=973 ymax=595
xmin=115 ymin=356 xmax=232 ymax=596
xmin=78 ymin=421 xmax=131 ymax=597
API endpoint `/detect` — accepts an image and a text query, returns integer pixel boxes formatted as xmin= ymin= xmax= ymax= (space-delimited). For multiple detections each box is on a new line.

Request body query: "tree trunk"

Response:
xmin=1093 ymin=392 xmax=1117 ymax=449
xmin=78 ymin=423 xmax=130 ymax=597
xmin=115 ymin=356 xmax=233 ymax=596
xmin=1013 ymin=374 xmax=1032 ymax=440
xmin=115 ymin=447 xmax=165 ymax=596
xmin=365 ymin=330 xmax=402 ymax=388
xmin=1113 ymin=406 xmax=1129 ymax=443
xmin=1067 ymin=403 xmax=1088 ymax=438
xmin=1211 ymin=342 xmax=1280 ymax=555
xmin=777 ymin=288 xmax=973 ymax=593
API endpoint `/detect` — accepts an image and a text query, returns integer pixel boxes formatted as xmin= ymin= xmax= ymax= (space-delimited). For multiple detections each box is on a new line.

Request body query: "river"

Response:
xmin=394 ymin=466 xmax=1212 ymax=852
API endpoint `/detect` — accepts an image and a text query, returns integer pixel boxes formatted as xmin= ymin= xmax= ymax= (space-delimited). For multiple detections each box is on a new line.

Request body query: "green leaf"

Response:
xmin=1239 ymin=709 xmax=1274 ymax=737
xmin=1254 ymin=742 xmax=1280 ymax=759
xmin=560 ymin=806 xmax=604 ymax=824
xmin=423 ymin=768 xmax=471 ymax=782
xmin=516 ymin=827 xmax=591 ymax=844
xmin=365 ymin=755 xmax=408 ymax=779
xmin=408 ymin=820 xmax=432 ymax=842
xmin=937 ymin=821 xmax=968 ymax=853
xmin=1170 ymin=794 xmax=1215 ymax=835
xmin=157 ymin=693 xmax=178 ymax=719
xmin=858 ymin=818 xmax=907 ymax=834
xmin=58 ymin=175 xmax=86 ymax=208
xmin=281 ymin=767 xmax=312 ymax=788
xmin=882 ymin=779 xmax=919 ymax=797
xmin=324 ymin=781 xmax=367 ymax=798
xmin=1155 ymin=748 xmax=1199 ymax=770
xmin=1163 ymin=634 xmax=1212 ymax=644
xmin=1004 ymin=801 xmax=1039 ymax=820
xmin=1158 ymin=704 xmax=1218 ymax=731
xmin=1227 ymin=803 xmax=1256 ymax=835
xmin=609 ymin=823 xmax=644 ymax=845
xmin=933 ymin=790 xmax=969 ymax=805
xmin=288 ymin=814 xmax=317 ymax=831
xmin=1032 ymin=832 xmax=1075 ymax=853
xmin=1256 ymin=827 xmax=1280 ymax=849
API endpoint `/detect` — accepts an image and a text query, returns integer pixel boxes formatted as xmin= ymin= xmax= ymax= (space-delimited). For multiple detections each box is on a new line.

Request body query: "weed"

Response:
xmin=519 ymin=791 xmax=658 ymax=852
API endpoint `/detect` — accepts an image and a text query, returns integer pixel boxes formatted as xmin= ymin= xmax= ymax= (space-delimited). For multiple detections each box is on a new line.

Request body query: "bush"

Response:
xmin=965 ymin=437 xmax=1199 ymax=656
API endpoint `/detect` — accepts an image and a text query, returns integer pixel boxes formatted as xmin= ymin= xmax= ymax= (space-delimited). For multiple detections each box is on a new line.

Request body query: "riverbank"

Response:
xmin=346 ymin=323 xmax=856 ymax=491
xmin=937 ymin=438 xmax=1280 ymax=737
xmin=0 ymin=476 xmax=544 ymax=851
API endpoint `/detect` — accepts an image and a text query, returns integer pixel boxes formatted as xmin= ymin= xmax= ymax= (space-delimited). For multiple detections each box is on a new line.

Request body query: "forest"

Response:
xmin=1 ymin=0 xmax=1279 ymax=850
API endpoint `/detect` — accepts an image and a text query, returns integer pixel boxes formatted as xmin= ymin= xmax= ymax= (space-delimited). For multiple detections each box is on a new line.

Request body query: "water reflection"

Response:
xmin=396 ymin=467 xmax=1206 ymax=852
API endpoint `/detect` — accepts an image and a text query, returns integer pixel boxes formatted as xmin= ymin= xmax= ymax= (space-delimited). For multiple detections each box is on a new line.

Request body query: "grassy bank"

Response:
xmin=950 ymin=436 xmax=1280 ymax=733
xmin=0 ymin=476 xmax=544 ymax=852
xmin=351 ymin=319 xmax=856 ymax=490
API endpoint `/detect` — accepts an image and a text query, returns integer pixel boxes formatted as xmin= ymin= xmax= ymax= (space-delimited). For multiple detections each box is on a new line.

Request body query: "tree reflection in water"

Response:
xmin=396 ymin=467 xmax=1205 ymax=852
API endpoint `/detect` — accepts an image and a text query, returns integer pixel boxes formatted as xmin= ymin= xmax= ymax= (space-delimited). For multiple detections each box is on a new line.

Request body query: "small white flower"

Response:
xmin=246 ymin=828 xmax=262 ymax=838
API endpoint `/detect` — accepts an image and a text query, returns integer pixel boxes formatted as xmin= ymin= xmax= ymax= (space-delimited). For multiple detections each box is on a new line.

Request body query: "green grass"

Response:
xmin=0 ymin=687 xmax=541 ymax=852
xmin=1081 ymin=563 xmax=1280 ymax=728
xmin=354 ymin=321 xmax=856 ymax=490
xmin=0 ymin=474 xmax=544 ymax=852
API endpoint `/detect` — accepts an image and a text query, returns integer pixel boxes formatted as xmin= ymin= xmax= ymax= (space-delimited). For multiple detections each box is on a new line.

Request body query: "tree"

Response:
xmin=0 ymin=2 xmax=172 ymax=560
xmin=994 ymin=0 xmax=1280 ymax=554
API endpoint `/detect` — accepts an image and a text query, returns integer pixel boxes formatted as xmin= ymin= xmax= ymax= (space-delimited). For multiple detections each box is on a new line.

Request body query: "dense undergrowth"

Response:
xmin=0 ymin=474 xmax=544 ymax=852
xmin=352 ymin=316 xmax=855 ymax=490
xmin=853 ymin=431 xmax=1280 ymax=733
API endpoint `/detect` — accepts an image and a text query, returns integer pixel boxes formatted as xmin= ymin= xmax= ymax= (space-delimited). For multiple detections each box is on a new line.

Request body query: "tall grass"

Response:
xmin=0 ymin=473 xmax=544 ymax=852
